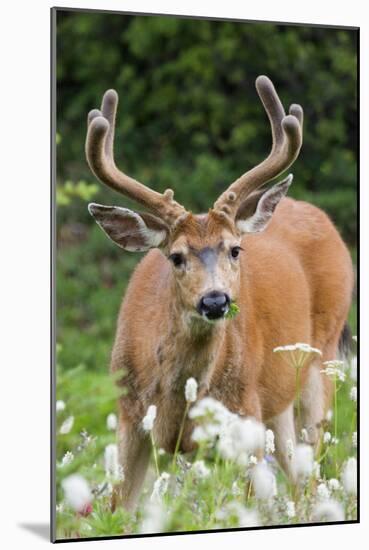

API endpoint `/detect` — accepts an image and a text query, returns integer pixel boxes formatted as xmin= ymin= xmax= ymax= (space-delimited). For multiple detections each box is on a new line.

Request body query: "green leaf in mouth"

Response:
xmin=225 ymin=301 xmax=240 ymax=320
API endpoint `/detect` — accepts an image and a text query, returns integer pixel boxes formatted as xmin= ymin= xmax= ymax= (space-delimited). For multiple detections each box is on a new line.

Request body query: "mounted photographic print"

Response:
xmin=51 ymin=7 xmax=359 ymax=542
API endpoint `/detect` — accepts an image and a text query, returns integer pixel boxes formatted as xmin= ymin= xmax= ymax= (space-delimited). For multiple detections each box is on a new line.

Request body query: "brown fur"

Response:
xmin=109 ymin=197 xmax=353 ymax=510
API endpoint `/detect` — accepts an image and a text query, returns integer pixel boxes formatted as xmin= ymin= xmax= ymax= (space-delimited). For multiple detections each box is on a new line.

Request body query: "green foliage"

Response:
xmin=57 ymin=180 xmax=99 ymax=206
xmin=56 ymin=11 xmax=357 ymax=243
xmin=80 ymin=502 xmax=133 ymax=537
xmin=55 ymin=344 xmax=357 ymax=539
xmin=225 ymin=301 xmax=240 ymax=320
xmin=57 ymin=226 xmax=139 ymax=370
xmin=55 ymin=12 xmax=357 ymax=374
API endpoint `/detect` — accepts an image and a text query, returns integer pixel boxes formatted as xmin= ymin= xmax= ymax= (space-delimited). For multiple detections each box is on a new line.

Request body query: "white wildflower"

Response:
xmin=190 ymin=398 xmax=230 ymax=443
xmin=191 ymin=423 xmax=219 ymax=443
xmin=106 ymin=413 xmax=117 ymax=431
xmin=331 ymin=437 xmax=339 ymax=445
xmin=191 ymin=425 xmax=209 ymax=443
xmin=251 ymin=462 xmax=277 ymax=500
xmin=295 ymin=444 xmax=314 ymax=479
xmin=151 ymin=472 xmax=170 ymax=502
xmin=56 ymin=400 xmax=66 ymax=413
xmin=350 ymin=356 xmax=357 ymax=382
xmin=352 ymin=431 xmax=357 ymax=448
xmin=216 ymin=502 xmax=259 ymax=527
xmin=350 ymin=386 xmax=357 ymax=402
xmin=321 ymin=360 xmax=346 ymax=382
xmin=217 ymin=416 xmax=265 ymax=464
xmin=192 ymin=460 xmax=210 ymax=479
xmin=190 ymin=398 xmax=265 ymax=462
xmin=273 ymin=343 xmax=322 ymax=355
xmin=189 ymin=396 xmax=231 ymax=423
xmin=158 ymin=448 xmax=166 ymax=456
xmin=185 ymin=377 xmax=198 ymax=403
xmin=286 ymin=500 xmax=296 ymax=518
xmin=341 ymin=457 xmax=357 ymax=495
xmin=61 ymin=451 xmax=74 ymax=467
xmin=328 ymin=478 xmax=340 ymax=492
xmin=104 ymin=444 xmax=123 ymax=480
xmin=311 ymin=499 xmax=345 ymax=522
xmin=323 ymin=359 xmax=345 ymax=368
xmin=286 ymin=438 xmax=294 ymax=460
xmin=217 ymin=428 xmax=238 ymax=461
xmin=326 ymin=409 xmax=333 ymax=422
xmin=323 ymin=431 xmax=332 ymax=444
xmin=249 ymin=455 xmax=258 ymax=465
xmin=56 ymin=502 xmax=64 ymax=513
xmin=352 ymin=335 xmax=357 ymax=343
xmin=140 ymin=500 xmax=167 ymax=533
xmin=59 ymin=415 xmax=74 ymax=435
xmin=316 ymin=482 xmax=330 ymax=500
xmin=265 ymin=429 xmax=275 ymax=454
xmin=273 ymin=344 xmax=298 ymax=352
xmin=62 ymin=474 xmax=92 ymax=513
xmin=295 ymin=343 xmax=322 ymax=354
xmin=273 ymin=343 xmax=322 ymax=369
xmin=142 ymin=405 xmax=157 ymax=432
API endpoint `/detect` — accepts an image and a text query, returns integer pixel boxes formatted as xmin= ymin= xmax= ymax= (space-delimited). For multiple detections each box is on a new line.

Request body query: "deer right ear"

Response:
xmin=88 ymin=203 xmax=169 ymax=251
xmin=235 ymin=174 xmax=293 ymax=235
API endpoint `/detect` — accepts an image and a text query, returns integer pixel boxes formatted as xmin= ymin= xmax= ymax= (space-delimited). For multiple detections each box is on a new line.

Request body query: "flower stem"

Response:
xmin=172 ymin=401 xmax=190 ymax=470
xmin=246 ymin=478 xmax=253 ymax=503
xmin=150 ymin=432 xmax=160 ymax=477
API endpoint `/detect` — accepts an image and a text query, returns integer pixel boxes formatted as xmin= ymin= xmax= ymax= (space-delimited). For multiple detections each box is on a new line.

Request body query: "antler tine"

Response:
xmin=289 ymin=103 xmax=304 ymax=128
xmin=256 ymin=75 xmax=286 ymax=151
xmin=213 ymin=76 xmax=303 ymax=219
xmin=100 ymin=89 xmax=118 ymax=159
xmin=85 ymin=90 xmax=187 ymax=225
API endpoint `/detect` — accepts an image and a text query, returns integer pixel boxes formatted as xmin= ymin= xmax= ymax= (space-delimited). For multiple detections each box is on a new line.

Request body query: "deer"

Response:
xmin=85 ymin=75 xmax=354 ymax=512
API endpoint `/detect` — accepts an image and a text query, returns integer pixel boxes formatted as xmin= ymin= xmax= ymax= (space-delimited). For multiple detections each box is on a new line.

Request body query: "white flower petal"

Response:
xmin=62 ymin=474 xmax=92 ymax=513
xmin=59 ymin=416 xmax=74 ymax=435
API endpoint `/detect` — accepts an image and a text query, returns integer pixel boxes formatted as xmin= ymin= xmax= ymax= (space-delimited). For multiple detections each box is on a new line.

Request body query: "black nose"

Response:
xmin=197 ymin=291 xmax=230 ymax=320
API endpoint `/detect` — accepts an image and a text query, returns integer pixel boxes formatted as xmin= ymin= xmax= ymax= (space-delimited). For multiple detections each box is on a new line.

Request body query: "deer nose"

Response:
xmin=197 ymin=291 xmax=230 ymax=320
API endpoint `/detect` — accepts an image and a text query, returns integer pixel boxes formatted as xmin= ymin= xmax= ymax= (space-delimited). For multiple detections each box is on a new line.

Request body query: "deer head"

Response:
xmin=87 ymin=76 xmax=303 ymax=322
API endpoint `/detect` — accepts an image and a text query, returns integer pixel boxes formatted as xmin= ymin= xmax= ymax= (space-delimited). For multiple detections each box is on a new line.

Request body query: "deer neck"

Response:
xmin=158 ymin=284 xmax=226 ymax=392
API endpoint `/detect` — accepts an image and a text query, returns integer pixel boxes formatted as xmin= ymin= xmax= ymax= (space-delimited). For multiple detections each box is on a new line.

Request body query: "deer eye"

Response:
xmin=169 ymin=252 xmax=185 ymax=267
xmin=230 ymin=246 xmax=242 ymax=259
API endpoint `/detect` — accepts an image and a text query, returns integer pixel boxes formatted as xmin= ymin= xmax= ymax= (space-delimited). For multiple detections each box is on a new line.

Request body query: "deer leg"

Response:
xmin=300 ymin=363 xmax=326 ymax=446
xmin=301 ymin=334 xmax=338 ymax=447
xmin=267 ymin=404 xmax=297 ymax=483
xmin=112 ymin=420 xmax=151 ymax=513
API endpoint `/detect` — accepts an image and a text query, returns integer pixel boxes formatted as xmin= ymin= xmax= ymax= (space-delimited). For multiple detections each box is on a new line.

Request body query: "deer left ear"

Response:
xmin=235 ymin=174 xmax=293 ymax=234
xmin=88 ymin=203 xmax=169 ymax=251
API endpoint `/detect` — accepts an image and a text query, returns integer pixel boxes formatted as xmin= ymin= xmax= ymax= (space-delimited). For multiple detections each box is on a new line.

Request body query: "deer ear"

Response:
xmin=235 ymin=174 xmax=293 ymax=234
xmin=88 ymin=203 xmax=169 ymax=251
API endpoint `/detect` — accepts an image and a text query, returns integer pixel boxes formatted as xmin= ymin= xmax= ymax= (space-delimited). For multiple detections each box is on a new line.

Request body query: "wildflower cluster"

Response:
xmin=56 ymin=340 xmax=357 ymax=539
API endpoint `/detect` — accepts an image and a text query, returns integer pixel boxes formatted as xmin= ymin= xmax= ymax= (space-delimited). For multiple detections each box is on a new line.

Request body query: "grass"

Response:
xmin=55 ymin=341 xmax=357 ymax=540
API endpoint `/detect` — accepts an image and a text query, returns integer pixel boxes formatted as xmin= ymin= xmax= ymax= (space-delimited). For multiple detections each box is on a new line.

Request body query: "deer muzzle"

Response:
xmin=197 ymin=291 xmax=230 ymax=320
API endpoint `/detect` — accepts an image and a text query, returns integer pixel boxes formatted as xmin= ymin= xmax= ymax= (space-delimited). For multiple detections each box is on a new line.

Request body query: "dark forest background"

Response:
xmin=56 ymin=11 xmax=357 ymax=372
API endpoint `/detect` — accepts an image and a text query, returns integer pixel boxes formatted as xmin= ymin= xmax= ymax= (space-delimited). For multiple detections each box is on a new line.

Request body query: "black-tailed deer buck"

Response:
xmin=86 ymin=76 xmax=353 ymax=511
